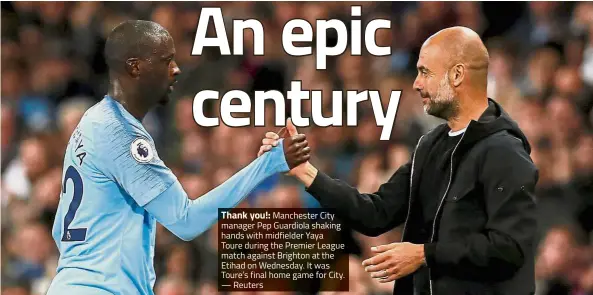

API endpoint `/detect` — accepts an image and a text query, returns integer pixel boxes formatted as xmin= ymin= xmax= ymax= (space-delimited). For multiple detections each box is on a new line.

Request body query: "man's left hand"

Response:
xmin=362 ymin=242 xmax=426 ymax=283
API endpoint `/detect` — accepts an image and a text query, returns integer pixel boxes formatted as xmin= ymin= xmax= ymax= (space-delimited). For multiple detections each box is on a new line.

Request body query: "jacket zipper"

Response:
xmin=428 ymin=131 xmax=467 ymax=295
xmin=401 ymin=135 xmax=425 ymax=240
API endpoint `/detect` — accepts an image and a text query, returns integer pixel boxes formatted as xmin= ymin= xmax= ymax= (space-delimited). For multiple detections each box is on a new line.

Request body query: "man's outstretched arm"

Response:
xmin=305 ymin=161 xmax=412 ymax=237
xmin=259 ymin=121 xmax=412 ymax=237
xmin=144 ymin=140 xmax=293 ymax=241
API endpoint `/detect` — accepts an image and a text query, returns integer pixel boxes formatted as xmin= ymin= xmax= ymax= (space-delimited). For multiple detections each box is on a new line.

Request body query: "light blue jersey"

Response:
xmin=47 ymin=95 xmax=289 ymax=295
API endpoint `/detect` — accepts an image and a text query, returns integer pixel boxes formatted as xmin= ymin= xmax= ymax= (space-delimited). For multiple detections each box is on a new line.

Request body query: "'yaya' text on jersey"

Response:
xmin=70 ymin=127 xmax=87 ymax=166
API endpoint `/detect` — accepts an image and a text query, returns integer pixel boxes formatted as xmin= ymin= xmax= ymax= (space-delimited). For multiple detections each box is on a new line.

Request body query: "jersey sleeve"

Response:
xmin=144 ymin=139 xmax=290 ymax=241
xmin=92 ymin=122 xmax=177 ymax=206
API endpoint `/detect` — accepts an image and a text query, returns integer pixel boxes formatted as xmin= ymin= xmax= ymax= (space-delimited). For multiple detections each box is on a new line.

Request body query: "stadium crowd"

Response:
xmin=1 ymin=2 xmax=592 ymax=295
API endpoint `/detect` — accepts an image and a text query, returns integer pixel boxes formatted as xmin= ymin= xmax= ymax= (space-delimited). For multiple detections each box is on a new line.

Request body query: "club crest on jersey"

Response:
xmin=131 ymin=138 xmax=154 ymax=163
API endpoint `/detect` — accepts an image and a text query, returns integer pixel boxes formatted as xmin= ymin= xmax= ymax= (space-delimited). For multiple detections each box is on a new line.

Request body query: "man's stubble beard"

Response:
xmin=424 ymin=72 xmax=460 ymax=121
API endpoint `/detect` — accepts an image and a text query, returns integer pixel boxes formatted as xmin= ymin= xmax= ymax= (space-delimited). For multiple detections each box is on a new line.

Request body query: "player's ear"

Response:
xmin=451 ymin=63 xmax=465 ymax=87
xmin=125 ymin=58 xmax=140 ymax=78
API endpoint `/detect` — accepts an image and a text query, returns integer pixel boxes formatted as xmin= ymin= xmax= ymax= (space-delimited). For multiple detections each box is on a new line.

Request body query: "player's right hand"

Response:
xmin=258 ymin=118 xmax=311 ymax=173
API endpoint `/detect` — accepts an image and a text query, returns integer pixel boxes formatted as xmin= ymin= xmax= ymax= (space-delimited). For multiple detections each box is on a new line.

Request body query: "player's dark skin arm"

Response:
xmin=259 ymin=119 xmax=312 ymax=172
xmin=282 ymin=134 xmax=311 ymax=169
xmin=277 ymin=125 xmax=311 ymax=170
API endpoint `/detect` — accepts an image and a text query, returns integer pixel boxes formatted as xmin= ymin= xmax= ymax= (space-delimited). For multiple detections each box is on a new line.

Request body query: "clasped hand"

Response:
xmin=258 ymin=118 xmax=310 ymax=175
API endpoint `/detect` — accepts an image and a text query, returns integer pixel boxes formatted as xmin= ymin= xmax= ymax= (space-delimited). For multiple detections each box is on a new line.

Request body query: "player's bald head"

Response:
xmin=104 ymin=20 xmax=171 ymax=72
xmin=422 ymin=26 xmax=489 ymax=81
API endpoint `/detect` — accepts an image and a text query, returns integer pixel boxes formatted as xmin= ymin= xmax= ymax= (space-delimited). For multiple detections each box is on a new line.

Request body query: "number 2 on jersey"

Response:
xmin=61 ymin=165 xmax=87 ymax=242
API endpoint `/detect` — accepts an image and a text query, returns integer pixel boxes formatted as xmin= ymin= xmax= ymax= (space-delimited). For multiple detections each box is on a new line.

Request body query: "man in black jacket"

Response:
xmin=259 ymin=26 xmax=538 ymax=295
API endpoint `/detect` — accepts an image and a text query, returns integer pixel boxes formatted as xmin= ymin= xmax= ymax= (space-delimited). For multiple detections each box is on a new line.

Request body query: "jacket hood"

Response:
xmin=460 ymin=98 xmax=531 ymax=154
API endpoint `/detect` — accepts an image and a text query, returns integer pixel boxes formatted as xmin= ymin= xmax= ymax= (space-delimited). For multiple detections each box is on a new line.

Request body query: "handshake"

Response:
xmin=257 ymin=118 xmax=318 ymax=187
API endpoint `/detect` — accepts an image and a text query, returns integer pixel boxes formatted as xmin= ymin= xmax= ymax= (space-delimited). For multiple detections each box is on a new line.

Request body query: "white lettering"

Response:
xmin=191 ymin=8 xmax=230 ymax=55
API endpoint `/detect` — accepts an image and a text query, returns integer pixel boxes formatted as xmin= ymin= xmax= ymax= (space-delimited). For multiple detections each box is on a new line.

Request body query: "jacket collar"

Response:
xmin=419 ymin=98 xmax=531 ymax=156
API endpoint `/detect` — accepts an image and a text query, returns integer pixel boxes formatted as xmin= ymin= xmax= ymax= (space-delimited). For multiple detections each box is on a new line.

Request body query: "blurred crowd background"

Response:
xmin=1 ymin=1 xmax=593 ymax=295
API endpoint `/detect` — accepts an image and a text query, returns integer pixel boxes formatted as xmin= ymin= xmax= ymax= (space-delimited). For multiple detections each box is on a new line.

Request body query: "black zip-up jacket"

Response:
xmin=307 ymin=99 xmax=538 ymax=295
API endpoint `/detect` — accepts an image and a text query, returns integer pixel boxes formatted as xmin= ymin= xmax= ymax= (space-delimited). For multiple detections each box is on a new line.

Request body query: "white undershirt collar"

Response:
xmin=448 ymin=127 xmax=467 ymax=137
